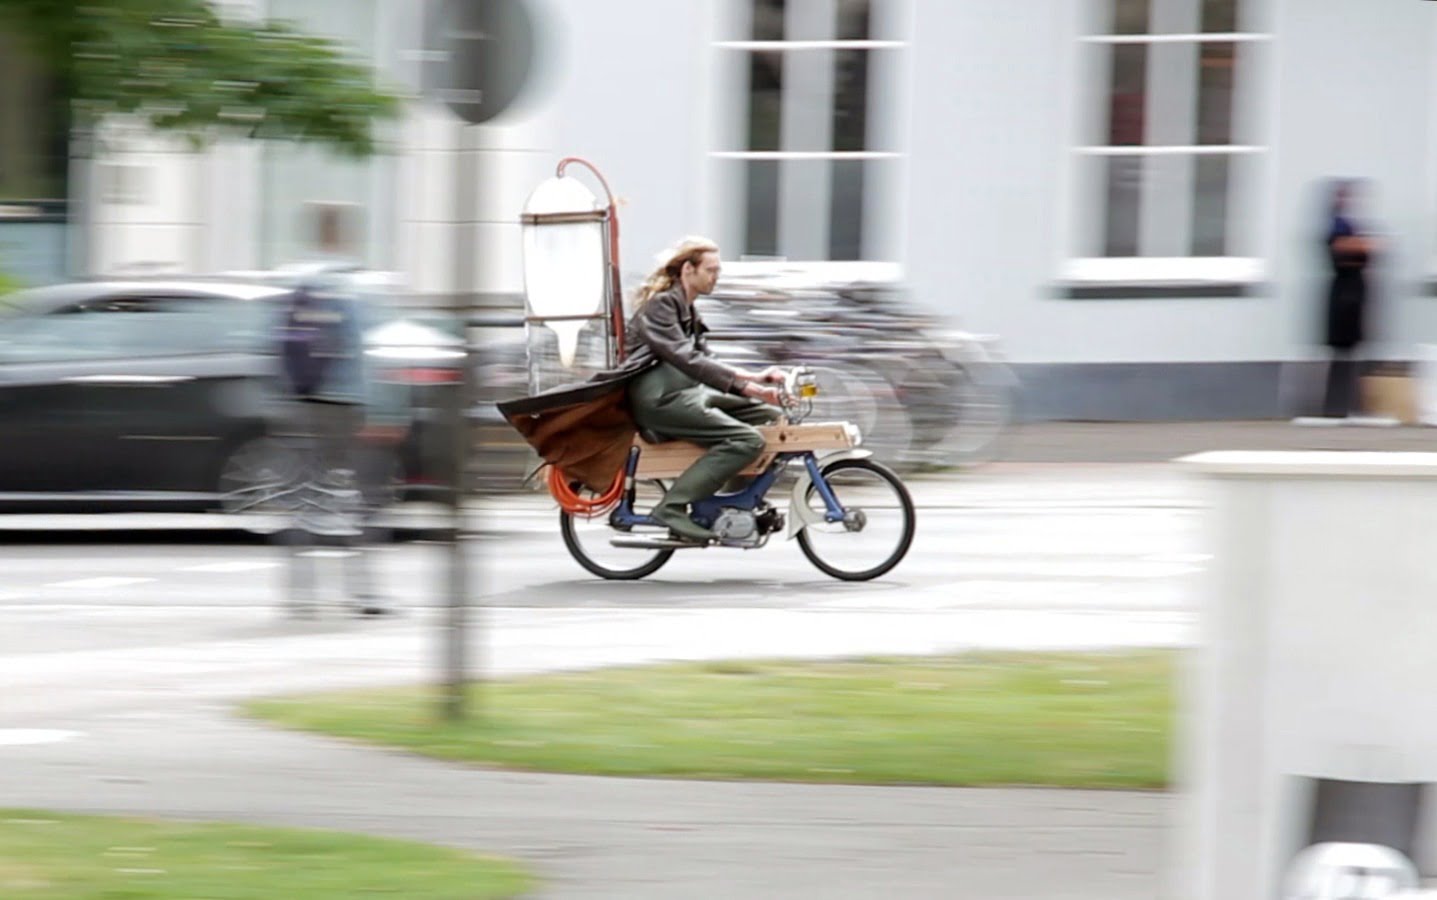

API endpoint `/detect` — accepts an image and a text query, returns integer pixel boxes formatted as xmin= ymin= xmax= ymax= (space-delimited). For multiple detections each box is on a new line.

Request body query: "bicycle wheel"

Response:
xmin=796 ymin=459 xmax=916 ymax=581
xmin=560 ymin=479 xmax=675 ymax=580
xmin=946 ymin=365 xmax=1015 ymax=467
xmin=809 ymin=363 xmax=913 ymax=466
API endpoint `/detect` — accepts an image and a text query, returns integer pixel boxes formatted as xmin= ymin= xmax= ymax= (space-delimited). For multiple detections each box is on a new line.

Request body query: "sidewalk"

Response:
xmin=0 ymin=450 xmax=1223 ymax=898
xmin=3 ymin=597 xmax=1179 ymax=898
xmin=4 ymin=708 xmax=1170 ymax=900
xmin=998 ymin=418 xmax=1437 ymax=464
xmin=6 ymin=423 xmax=1420 ymax=896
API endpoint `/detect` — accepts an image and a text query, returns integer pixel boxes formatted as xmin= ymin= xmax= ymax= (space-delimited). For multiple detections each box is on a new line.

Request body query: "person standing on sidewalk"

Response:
xmin=1319 ymin=179 xmax=1378 ymax=419
xmin=273 ymin=203 xmax=408 ymax=617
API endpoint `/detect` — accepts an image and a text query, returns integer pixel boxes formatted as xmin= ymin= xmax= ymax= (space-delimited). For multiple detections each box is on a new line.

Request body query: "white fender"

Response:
xmin=786 ymin=449 xmax=873 ymax=539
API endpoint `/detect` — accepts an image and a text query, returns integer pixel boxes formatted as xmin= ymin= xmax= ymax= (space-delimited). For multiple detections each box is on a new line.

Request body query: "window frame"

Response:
xmin=1060 ymin=1 xmax=1274 ymax=292
xmin=709 ymin=2 xmax=909 ymax=264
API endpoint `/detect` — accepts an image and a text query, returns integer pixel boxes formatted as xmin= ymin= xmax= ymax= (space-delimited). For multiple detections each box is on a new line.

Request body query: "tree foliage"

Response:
xmin=0 ymin=0 xmax=400 ymax=157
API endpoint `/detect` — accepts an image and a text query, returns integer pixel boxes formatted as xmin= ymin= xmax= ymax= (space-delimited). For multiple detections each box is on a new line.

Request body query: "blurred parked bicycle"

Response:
xmin=699 ymin=263 xmax=1019 ymax=470
xmin=466 ymin=264 xmax=1020 ymax=490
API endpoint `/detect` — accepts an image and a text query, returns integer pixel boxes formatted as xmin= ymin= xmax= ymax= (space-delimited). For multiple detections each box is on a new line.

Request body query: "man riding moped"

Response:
xmin=498 ymin=230 xmax=918 ymax=583
xmin=623 ymin=237 xmax=788 ymax=543
xmin=497 ymin=236 xmax=789 ymax=543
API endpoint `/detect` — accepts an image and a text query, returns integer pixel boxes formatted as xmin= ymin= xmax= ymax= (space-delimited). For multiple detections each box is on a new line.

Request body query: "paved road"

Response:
xmin=999 ymin=418 xmax=1437 ymax=463
xmin=0 ymin=466 xmax=1199 ymax=898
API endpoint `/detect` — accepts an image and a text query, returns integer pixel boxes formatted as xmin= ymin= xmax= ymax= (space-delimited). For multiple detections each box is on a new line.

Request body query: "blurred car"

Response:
xmin=0 ymin=276 xmax=464 ymax=513
xmin=466 ymin=320 xmax=541 ymax=492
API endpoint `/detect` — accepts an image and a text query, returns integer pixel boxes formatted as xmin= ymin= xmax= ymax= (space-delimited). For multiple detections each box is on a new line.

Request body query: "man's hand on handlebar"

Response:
xmin=756 ymin=365 xmax=788 ymax=384
xmin=742 ymin=380 xmax=784 ymax=406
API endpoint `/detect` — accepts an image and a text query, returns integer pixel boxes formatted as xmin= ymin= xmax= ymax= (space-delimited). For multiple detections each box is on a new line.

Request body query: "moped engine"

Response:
xmin=712 ymin=505 xmax=785 ymax=547
xmin=712 ymin=508 xmax=758 ymax=543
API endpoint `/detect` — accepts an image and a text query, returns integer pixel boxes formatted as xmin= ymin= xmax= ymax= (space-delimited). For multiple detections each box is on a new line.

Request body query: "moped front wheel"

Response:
xmin=560 ymin=479 xmax=675 ymax=580
xmin=796 ymin=459 xmax=916 ymax=581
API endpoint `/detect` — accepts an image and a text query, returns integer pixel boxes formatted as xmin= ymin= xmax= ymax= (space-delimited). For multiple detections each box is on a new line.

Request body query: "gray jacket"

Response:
xmin=495 ymin=284 xmax=744 ymax=489
xmin=617 ymin=284 xmax=743 ymax=395
xmin=500 ymin=284 xmax=744 ymax=420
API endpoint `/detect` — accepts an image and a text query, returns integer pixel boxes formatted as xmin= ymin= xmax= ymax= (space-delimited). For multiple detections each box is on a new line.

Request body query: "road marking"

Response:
xmin=179 ymin=562 xmax=281 ymax=573
xmin=0 ymin=729 xmax=82 ymax=747
xmin=1142 ymin=552 xmax=1213 ymax=564
xmin=49 ymin=577 xmax=155 ymax=590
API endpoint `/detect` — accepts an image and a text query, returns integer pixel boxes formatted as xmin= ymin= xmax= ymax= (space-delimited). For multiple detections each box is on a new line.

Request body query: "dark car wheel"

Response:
xmin=217 ymin=435 xmax=298 ymax=523
xmin=358 ymin=445 xmax=403 ymax=511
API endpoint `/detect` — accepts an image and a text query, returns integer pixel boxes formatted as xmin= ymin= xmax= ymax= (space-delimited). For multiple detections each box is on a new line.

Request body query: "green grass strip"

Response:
xmin=248 ymin=651 xmax=1175 ymax=789
xmin=0 ymin=810 xmax=532 ymax=899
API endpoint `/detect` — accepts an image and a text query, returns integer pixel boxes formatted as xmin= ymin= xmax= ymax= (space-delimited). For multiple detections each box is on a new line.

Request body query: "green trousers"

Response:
xmin=629 ymin=363 xmax=779 ymax=537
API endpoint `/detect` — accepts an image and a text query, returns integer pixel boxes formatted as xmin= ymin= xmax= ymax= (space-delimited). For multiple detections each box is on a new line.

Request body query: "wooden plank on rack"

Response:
xmin=632 ymin=422 xmax=855 ymax=480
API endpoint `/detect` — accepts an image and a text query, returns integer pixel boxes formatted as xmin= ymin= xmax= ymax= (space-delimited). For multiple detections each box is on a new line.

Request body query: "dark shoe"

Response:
xmin=653 ymin=504 xmax=716 ymax=544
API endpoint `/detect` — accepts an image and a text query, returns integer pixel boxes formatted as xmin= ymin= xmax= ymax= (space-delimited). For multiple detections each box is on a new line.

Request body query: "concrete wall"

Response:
xmin=74 ymin=0 xmax=1437 ymax=418
xmin=904 ymin=0 xmax=1074 ymax=354
xmin=905 ymin=0 xmax=1269 ymax=366
xmin=1268 ymin=0 xmax=1436 ymax=363
xmin=396 ymin=0 xmax=716 ymax=300
xmin=905 ymin=0 xmax=1437 ymax=372
xmin=523 ymin=0 xmax=717 ymax=291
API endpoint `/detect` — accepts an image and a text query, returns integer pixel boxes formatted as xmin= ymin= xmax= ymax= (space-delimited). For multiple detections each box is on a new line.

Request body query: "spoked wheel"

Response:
xmin=796 ymin=459 xmax=916 ymax=581
xmin=560 ymin=479 xmax=675 ymax=580
xmin=945 ymin=365 xmax=1015 ymax=468
xmin=808 ymin=364 xmax=913 ymax=466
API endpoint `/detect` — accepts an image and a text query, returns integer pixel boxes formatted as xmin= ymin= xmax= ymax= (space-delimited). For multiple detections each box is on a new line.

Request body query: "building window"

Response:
xmin=259 ymin=0 xmax=393 ymax=268
xmin=0 ymin=32 xmax=70 ymax=204
xmin=1067 ymin=0 xmax=1268 ymax=283
xmin=715 ymin=0 xmax=903 ymax=262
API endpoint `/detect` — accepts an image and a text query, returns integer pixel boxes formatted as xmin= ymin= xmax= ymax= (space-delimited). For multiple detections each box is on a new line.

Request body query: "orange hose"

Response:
xmin=548 ymin=465 xmax=625 ymax=518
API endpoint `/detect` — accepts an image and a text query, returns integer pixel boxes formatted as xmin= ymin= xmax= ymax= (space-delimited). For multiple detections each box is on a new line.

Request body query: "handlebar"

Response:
xmin=778 ymin=366 xmax=819 ymax=422
xmin=780 ymin=366 xmax=815 ymax=401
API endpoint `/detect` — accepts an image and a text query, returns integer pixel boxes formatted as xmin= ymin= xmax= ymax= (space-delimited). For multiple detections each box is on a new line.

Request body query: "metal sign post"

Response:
xmin=421 ymin=0 xmax=535 ymax=722
xmin=443 ymin=123 xmax=475 ymax=724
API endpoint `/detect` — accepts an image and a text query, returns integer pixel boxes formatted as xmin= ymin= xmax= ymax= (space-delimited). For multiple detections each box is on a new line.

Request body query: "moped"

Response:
xmin=556 ymin=367 xmax=916 ymax=582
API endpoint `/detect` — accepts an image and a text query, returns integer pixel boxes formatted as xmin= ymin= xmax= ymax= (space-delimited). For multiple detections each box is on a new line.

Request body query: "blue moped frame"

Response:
xmin=607 ymin=447 xmax=846 ymax=531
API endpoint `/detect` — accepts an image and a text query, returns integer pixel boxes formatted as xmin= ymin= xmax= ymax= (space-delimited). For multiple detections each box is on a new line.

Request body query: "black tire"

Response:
xmin=796 ymin=458 xmax=916 ymax=581
xmin=356 ymin=444 xmax=404 ymax=511
xmin=217 ymin=434 xmax=297 ymax=514
xmin=560 ymin=479 xmax=675 ymax=580
xmin=811 ymin=363 xmax=914 ymax=468
xmin=944 ymin=364 xmax=1016 ymax=469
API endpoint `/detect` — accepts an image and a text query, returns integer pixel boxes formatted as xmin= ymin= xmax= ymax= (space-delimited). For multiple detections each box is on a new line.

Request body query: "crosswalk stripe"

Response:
xmin=48 ymin=577 xmax=155 ymax=590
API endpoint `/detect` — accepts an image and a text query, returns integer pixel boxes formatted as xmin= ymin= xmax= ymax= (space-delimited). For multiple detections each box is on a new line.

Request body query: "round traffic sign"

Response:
xmin=423 ymin=0 xmax=535 ymax=126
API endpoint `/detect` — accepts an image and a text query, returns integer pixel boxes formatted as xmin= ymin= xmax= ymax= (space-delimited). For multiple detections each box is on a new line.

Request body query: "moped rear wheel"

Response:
xmin=796 ymin=459 xmax=916 ymax=581
xmin=560 ymin=479 xmax=675 ymax=580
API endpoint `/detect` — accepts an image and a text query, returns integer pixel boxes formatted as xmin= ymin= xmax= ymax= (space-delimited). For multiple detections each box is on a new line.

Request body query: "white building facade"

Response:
xmin=61 ymin=0 xmax=1437 ymax=420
